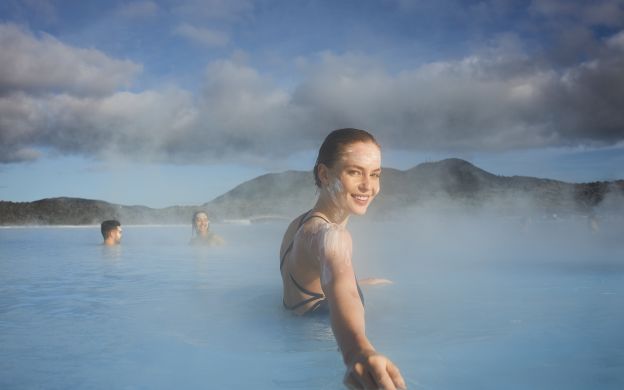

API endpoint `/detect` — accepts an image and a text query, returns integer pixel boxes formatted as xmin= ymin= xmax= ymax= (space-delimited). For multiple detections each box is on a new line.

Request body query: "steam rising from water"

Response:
xmin=348 ymin=211 xmax=624 ymax=389
xmin=350 ymin=207 xmax=624 ymax=282
xmin=1 ymin=215 xmax=623 ymax=389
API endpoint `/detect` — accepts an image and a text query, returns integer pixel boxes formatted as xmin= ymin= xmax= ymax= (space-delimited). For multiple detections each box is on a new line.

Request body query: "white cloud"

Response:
xmin=1 ymin=14 xmax=624 ymax=166
xmin=0 ymin=23 xmax=141 ymax=97
xmin=607 ymin=30 xmax=624 ymax=51
xmin=0 ymin=147 xmax=41 ymax=163
xmin=290 ymin=46 xmax=624 ymax=152
xmin=0 ymin=87 xmax=198 ymax=162
xmin=173 ymin=23 xmax=229 ymax=47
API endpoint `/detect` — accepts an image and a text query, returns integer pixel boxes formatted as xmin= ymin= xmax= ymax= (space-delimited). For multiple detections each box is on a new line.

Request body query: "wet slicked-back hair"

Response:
xmin=192 ymin=211 xmax=209 ymax=224
xmin=313 ymin=128 xmax=380 ymax=188
xmin=101 ymin=219 xmax=121 ymax=239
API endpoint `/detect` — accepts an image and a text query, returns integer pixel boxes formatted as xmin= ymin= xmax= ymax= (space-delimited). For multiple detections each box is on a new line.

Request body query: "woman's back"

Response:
xmin=280 ymin=211 xmax=333 ymax=315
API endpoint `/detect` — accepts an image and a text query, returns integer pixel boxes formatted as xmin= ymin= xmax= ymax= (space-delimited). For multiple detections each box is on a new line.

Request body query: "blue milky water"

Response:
xmin=1 ymin=216 xmax=623 ymax=389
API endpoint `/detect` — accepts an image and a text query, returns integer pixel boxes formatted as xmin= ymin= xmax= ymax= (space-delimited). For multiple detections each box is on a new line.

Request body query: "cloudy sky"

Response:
xmin=1 ymin=0 xmax=623 ymax=207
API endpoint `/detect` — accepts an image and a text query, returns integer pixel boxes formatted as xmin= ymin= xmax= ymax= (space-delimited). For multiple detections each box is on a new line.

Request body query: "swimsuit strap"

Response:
xmin=356 ymin=280 xmax=365 ymax=306
xmin=279 ymin=211 xmax=310 ymax=271
xmin=279 ymin=211 xmax=331 ymax=270
xmin=289 ymin=273 xmax=324 ymax=299
xmin=281 ymin=211 xmax=361 ymax=315
xmin=283 ymin=273 xmax=327 ymax=312
xmin=303 ymin=212 xmax=331 ymax=224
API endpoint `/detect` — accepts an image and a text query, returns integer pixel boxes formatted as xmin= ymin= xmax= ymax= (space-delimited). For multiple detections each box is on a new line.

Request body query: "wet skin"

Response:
xmin=104 ymin=226 xmax=122 ymax=246
xmin=280 ymin=141 xmax=406 ymax=389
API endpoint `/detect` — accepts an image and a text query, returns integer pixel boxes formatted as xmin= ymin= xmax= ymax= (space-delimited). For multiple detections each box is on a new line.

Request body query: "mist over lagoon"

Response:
xmin=2 ymin=1 xmax=624 ymax=388
xmin=1 ymin=212 xmax=623 ymax=389
xmin=3 ymin=158 xmax=623 ymax=229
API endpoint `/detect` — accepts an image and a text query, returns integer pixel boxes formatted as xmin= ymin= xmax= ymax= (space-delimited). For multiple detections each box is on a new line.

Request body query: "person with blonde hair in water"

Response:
xmin=190 ymin=211 xmax=224 ymax=246
xmin=279 ymin=128 xmax=406 ymax=389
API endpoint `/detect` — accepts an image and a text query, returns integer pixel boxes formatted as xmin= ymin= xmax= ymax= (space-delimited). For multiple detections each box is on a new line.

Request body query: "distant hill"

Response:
xmin=1 ymin=158 xmax=623 ymax=225
xmin=0 ymin=197 xmax=197 ymax=226
xmin=202 ymin=158 xmax=624 ymax=220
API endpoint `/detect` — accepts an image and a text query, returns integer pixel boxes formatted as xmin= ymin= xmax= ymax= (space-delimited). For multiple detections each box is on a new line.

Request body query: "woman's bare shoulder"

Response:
xmin=280 ymin=211 xmax=312 ymax=253
xmin=310 ymin=223 xmax=352 ymax=263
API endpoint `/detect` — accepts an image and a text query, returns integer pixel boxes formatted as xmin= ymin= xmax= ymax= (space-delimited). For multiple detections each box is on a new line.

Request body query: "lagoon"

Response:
xmin=1 ymin=215 xmax=623 ymax=389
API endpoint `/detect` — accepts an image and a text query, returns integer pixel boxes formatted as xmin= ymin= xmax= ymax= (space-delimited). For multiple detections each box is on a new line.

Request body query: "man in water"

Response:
xmin=101 ymin=220 xmax=122 ymax=246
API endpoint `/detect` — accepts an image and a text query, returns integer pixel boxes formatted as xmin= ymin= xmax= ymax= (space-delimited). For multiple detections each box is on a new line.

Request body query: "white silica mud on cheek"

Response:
xmin=327 ymin=176 xmax=344 ymax=207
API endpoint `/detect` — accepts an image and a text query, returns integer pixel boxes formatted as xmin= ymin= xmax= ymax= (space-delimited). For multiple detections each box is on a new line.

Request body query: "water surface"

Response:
xmin=1 ymin=216 xmax=623 ymax=389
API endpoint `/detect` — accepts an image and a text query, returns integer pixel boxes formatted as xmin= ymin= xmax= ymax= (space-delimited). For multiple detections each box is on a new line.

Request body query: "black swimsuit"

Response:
xmin=280 ymin=211 xmax=364 ymax=316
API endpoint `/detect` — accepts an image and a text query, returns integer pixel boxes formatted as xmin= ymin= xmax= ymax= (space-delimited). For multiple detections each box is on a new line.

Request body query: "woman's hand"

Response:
xmin=343 ymin=349 xmax=406 ymax=390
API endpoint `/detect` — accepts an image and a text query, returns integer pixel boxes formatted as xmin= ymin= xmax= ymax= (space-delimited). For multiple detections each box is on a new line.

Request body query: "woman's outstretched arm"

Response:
xmin=318 ymin=226 xmax=406 ymax=390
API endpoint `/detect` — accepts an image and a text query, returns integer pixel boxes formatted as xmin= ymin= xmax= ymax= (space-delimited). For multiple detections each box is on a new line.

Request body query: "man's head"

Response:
xmin=101 ymin=219 xmax=122 ymax=245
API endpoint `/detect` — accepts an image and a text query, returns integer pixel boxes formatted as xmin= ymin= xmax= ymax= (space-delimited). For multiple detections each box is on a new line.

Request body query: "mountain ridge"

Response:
xmin=1 ymin=158 xmax=622 ymax=225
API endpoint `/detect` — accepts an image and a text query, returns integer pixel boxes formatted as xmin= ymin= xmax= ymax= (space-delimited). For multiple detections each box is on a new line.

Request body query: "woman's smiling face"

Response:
xmin=194 ymin=212 xmax=210 ymax=235
xmin=326 ymin=141 xmax=381 ymax=216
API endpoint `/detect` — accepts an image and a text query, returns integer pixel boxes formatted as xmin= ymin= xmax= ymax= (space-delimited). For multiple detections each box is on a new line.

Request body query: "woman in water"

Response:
xmin=190 ymin=211 xmax=224 ymax=246
xmin=279 ymin=128 xmax=405 ymax=389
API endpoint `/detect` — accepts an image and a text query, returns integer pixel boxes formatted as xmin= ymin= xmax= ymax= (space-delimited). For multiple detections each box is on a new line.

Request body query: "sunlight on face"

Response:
xmin=340 ymin=142 xmax=382 ymax=168
xmin=109 ymin=226 xmax=122 ymax=244
xmin=328 ymin=141 xmax=382 ymax=216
